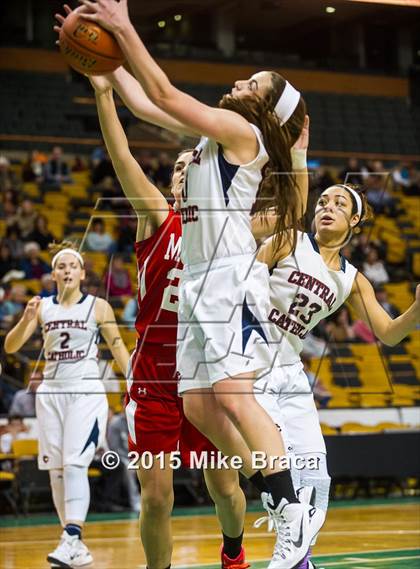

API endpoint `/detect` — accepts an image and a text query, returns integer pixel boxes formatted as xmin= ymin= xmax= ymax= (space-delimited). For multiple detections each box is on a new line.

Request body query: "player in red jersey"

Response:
xmin=89 ymin=74 xmax=250 ymax=569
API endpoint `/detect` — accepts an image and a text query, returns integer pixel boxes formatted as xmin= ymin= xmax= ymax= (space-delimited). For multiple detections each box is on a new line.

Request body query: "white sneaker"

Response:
xmin=47 ymin=531 xmax=93 ymax=568
xmin=254 ymin=499 xmax=325 ymax=569
xmin=71 ymin=538 xmax=93 ymax=567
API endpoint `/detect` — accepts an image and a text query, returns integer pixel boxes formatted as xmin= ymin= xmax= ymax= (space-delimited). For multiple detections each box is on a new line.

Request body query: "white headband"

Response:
xmin=52 ymin=248 xmax=84 ymax=269
xmin=336 ymin=184 xmax=363 ymax=218
xmin=274 ymin=81 xmax=301 ymax=126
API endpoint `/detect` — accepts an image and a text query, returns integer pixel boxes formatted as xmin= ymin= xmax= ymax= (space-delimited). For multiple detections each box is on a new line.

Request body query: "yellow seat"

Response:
xmin=11 ymin=439 xmax=38 ymax=458
xmin=320 ymin=423 xmax=338 ymax=435
xmin=0 ymin=472 xmax=15 ymax=481
xmin=341 ymin=422 xmax=381 ymax=434
xmin=88 ymin=468 xmax=102 ymax=478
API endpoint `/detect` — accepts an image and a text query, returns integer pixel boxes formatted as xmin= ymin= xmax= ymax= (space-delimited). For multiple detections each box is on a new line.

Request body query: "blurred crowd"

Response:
xmin=0 ymin=147 xmax=419 ymax=418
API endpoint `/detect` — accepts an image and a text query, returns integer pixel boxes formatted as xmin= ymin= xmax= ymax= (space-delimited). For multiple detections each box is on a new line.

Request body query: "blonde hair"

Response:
xmin=48 ymin=241 xmax=84 ymax=267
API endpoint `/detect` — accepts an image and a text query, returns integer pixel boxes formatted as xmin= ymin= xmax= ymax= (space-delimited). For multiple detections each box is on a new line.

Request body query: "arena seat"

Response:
xmin=340 ymin=422 xmax=382 ymax=434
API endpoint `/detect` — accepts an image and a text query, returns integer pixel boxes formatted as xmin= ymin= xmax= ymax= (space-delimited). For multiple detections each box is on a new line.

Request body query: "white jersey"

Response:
xmin=269 ymin=232 xmax=358 ymax=364
xmin=40 ymin=294 xmax=100 ymax=382
xmin=180 ymin=124 xmax=269 ymax=266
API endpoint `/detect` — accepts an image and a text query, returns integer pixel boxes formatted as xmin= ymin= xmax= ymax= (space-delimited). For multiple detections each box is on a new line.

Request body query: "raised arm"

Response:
xmin=79 ymin=1 xmax=256 ymax=152
xmin=109 ymin=67 xmax=198 ymax=137
xmin=348 ymin=272 xmax=420 ymax=346
xmin=4 ymin=296 xmax=41 ymax=353
xmin=91 ymin=75 xmax=169 ymax=235
xmin=95 ymin=298 xmax=130 ymax=377
xmin=55 ymin=6 xmax=198 ymax=136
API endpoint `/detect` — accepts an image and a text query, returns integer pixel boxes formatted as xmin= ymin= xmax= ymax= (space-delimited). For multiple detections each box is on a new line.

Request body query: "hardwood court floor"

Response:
xmin=0 ymin=500 xmax=419 ymax=568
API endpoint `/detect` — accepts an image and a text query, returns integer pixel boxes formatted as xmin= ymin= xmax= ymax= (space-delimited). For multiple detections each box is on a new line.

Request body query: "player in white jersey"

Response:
xmin=5 ymin=242 xmax=130 ymax=569
xmin=254 ymin=183 xmax=420 ymax=569
xmin=78 ymin=3 xmax=324 ymax=567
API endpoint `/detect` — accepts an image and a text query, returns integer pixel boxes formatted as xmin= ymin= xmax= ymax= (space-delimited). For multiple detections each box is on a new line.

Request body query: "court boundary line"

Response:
xmin=171 ymin=549 xmax=420 ymax=569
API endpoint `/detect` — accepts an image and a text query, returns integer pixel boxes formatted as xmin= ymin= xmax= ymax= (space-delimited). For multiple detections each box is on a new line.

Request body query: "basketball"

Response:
xmin=59 ymin=11 xmax=124 ymax=75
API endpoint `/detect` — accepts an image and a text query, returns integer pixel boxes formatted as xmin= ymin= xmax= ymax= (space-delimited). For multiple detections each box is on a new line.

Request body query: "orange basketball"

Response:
xmin=59 ymin=11 xmax=125 ymax=75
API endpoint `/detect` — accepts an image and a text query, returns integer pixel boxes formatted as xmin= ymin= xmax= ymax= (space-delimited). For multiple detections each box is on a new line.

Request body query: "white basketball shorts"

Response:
xmin=177 ymin=254 xmax=277 ymax=393
xmin=254 ymin=361 xmax=326 ymax=455
xmin=35 ymin=380 xmax=108 ymax=470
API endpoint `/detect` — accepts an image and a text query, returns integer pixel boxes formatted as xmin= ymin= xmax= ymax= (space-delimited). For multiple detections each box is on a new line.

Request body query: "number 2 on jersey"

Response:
xmin=161 ymin=267 xmax=182 ymax=313
xmin=59 ymin=332 xmax=70 ymax=350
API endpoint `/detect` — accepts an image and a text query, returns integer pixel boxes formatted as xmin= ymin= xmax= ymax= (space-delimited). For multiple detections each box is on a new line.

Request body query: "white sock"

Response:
xmin=63 ymin=465 xmax=90 ymax=523
xmin=298 ymin=452 xmax=331 ymax=546
xmin=49 ymin=469 xmax=65 ymax=527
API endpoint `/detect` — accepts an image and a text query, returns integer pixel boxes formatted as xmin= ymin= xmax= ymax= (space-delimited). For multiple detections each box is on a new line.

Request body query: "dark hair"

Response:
xmin=219 ymin=72 xmax=306 ymax=251
xmin=339 ymin=183 xmax=373 ymax=229
xmin=8 ymin=414 xmax=23 ymax=423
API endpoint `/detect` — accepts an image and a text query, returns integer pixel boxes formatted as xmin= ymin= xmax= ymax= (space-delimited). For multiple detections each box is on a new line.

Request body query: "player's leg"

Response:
xmin=137 ymin=456 xmax=175 ymax=569
xmin=256 ymin=364 xmax=329 ymax=569
xmin=48 ymin=388 xmax=108 ymax=568
xmin=182 ymin=389 xmax=257 ymax=478
xmin=36 ymin=386 xmax=66 ymax=527
xmin=204 ymin=467 xmax=249 ymax=569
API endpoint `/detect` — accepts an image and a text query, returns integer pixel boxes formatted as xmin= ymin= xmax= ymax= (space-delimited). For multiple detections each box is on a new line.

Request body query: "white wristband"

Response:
xmin=291 ymin=148 xmax=307 ymax=170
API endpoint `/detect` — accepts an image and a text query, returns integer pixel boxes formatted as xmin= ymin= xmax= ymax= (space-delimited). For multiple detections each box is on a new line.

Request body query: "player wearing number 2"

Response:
xmin=4 ymin=241 xmax=130 ymax=568
xmin=254 ymin=183 xmax=420 ymax=568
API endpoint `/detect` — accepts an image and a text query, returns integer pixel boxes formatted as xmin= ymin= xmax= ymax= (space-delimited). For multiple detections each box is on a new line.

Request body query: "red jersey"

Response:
xmin=134 ymin=207 xmax=182 ymax=351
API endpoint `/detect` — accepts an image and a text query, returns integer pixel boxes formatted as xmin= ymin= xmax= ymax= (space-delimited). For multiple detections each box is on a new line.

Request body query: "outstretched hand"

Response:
xmin=53 ymin=4 xmax=72 ymax=45
xmin=77 ymin=0 xmax=130 ymax=34
xmin=293 ymin=114 xmax=310 ymax=151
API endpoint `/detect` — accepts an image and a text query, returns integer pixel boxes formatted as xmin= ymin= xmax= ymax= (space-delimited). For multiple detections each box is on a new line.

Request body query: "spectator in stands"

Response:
xmin=72 ymin=156 xmax=87 ymax=172
xmin=0 ymin=415 xmax=29 ymax=453
xmin=3 ymin=226 xmax=24 ymax=260
xmin=27 ymin=214 xmax=55 ymax=250
xmin=81 ymin=258 xmax=105 ymax=297
xmin=155 ymin=152 xmax=173 ymax=188
xmin=339 ymin=157 xmax=365 ymax=186
xmin=95 ymin=176 xmax=124 ymax=209
xmin=8 ymin=380 xmax=39 ymax=418
xmin=20 ymin=242 xmax=50 ymax=279
xmin=0 ymin=242 xmax=20 ymax=280
xmin=43 ymin=146 xmax=72 ymax=187
xmin=22 ymin=150 xmax=47 ymax=183
xmin=1 ymin=283 xmax=27 ymax=321
xmin=85 ymin=218 xmax=115 ymax=253
xmin=104 ymin=255 xmax=133 ymax=298
xmin=351 ymin=232 xmax=386 ymax=269
xmin=326 ymin=307 xmax=356 ymax=343
xmin=40 ymin=273 xmax=57 ymax=298
xmin=91 ymin=145 xmax=106 ymax=169
xmin=362 ymin=247 xmax=389 ymax=287
xmin=1 ymin=188 xmax=19 ymax=218
xmin=402 ymin=164 xmax=420 ymax=196
xmin=365 ymin=173 xmax=397 ymax=217
xmin=7 ymin=198 xmax=38 ymax=239
xmin=117 ymin=217 xmax=138 ymax=253
xmin=0 ymin=155 xmax=19 ymax=193
xmin=122 ymin=297 xmax=137 ymax=329
xmin=375 ymin=286 xmax=400 ymax=319
xmin=326 ymin=306 xmax=375 ymax=344
xmin=91 ymin=150 xmax=115 ymax=185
